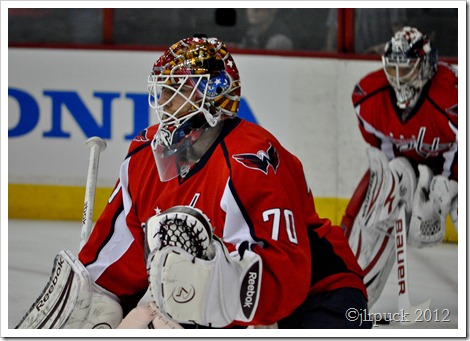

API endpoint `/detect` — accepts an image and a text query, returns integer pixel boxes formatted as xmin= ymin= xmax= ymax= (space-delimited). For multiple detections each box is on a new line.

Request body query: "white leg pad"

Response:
xmin=15 ymin=250 xmax=122 ymax=329
xmin=348 ymin=148 xmax=416 ymax=308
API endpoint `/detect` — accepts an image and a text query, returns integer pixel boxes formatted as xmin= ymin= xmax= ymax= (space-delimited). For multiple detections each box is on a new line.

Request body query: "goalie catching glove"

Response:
xmin=145 ymin=206 xmax=262 ymax=328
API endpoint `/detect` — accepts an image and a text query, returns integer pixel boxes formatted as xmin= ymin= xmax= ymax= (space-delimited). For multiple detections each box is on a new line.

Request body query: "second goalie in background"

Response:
xmin=76 ymin=35 xmax=371 ymax=329
xmin=343 ymin=27 xmax=458 ymax=308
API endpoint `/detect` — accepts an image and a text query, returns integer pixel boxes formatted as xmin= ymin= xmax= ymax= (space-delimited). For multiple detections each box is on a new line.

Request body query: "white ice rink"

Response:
xmin=5 ymin=218 xmax=464 ymax=337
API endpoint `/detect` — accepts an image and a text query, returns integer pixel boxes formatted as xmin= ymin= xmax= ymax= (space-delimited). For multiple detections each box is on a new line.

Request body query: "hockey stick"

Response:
xmin=76 ymin=137 xmax=182 ymax=329
xmin=79 ymin=136 xmax=107 ymax=250
xmin=16 ymin=137 xmax=108 ymax=329
xmin=395 ymin=202 xmax=432 ymax=324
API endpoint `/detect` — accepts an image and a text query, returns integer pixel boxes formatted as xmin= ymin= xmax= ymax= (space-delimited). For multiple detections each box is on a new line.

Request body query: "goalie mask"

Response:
xmin=382 ymin=27 xmax=438 ymax=110
xmin=148 ymin=35 xmax=241 ymax=181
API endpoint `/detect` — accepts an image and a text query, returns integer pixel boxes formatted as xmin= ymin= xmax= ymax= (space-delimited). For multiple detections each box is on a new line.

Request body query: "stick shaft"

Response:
xmin=396 ymin=203 xmax=432 ymax=324
xmin=395 ymin=203 xmax=410 ymax=309
xmin=80 ymin=137 xmax=107 ymax=250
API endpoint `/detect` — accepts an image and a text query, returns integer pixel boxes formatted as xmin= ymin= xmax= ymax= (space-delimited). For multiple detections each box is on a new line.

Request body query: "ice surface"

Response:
xmin=6 ymin=219 xmax=462 ymax=335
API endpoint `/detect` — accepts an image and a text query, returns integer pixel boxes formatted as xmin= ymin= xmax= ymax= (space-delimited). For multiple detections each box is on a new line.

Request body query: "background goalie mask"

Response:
xmin=382 ymin=27 xmax=437 ymax=110
xmin=148 ymin=35 xmax=241 ymax=181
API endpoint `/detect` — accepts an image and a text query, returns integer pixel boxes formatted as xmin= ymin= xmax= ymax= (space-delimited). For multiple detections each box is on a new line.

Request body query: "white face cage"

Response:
xmin=382 ymin=56 xmax=425 ymax=110
xmin=383 ymin=58 xmax=421 ymax=86
xmin=148 ymin=72 xmax=225 ymax=182
xmin=147 ymin=73 xmax=215 ymax=133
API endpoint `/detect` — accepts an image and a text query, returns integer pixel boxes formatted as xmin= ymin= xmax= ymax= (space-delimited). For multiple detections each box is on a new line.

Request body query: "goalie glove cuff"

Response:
xmin=149 ymin=236 xmax=262 ymax=328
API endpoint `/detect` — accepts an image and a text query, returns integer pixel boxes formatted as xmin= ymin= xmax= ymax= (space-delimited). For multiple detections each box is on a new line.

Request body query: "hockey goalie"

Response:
xmin=342 ymin=27 xmax=458 ymax=308
xmin=15 ymin=35 xmax=370 ymax=329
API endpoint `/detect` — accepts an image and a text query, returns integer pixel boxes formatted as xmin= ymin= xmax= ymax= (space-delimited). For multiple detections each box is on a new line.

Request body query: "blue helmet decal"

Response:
xmin=198 ymin=71 xmax=231 ymax=98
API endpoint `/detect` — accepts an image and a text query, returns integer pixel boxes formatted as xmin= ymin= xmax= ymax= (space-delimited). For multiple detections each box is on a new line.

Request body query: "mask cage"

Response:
xmin=383 ymin=57 xmax=422 ymax=89
xmin=147 ymin=73 xmax=211 ymax=130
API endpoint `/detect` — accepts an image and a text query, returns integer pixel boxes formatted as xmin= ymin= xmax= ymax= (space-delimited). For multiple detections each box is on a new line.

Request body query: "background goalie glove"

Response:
xmin=409 ymin=165 xmax=458 ymax=247
xmin=145 ymin=206 xmax=262 ymax=328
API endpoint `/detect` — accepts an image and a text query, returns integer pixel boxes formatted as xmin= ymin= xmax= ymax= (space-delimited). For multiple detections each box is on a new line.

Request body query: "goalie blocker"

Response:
xmin=409 ymin=164 xmax=458 ymax=247
xmin=145 ymin=206 xmax=262 ymax=328
xmin=15 ymin=250 xmax=122 ymax=329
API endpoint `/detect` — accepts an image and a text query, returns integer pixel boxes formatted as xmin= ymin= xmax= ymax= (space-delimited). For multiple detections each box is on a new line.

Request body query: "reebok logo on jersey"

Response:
xmin=232 ymin=143 xmax=280 ymax=175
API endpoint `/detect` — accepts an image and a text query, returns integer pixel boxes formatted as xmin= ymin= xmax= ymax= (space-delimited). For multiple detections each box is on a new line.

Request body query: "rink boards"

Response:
xmin=7 ymin=48 xmax=459 ymax=242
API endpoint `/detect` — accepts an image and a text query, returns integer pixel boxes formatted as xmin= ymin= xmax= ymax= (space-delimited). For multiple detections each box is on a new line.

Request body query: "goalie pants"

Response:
xmin=277 ymin=288 xmax=372 ymax=329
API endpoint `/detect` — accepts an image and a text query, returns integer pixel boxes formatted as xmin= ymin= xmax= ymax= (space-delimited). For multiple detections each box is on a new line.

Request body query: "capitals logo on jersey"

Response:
xmin=392 ymin=126 xmax=454 ymax=158
xmin=232 ymin=143 xmax=280 ymax=175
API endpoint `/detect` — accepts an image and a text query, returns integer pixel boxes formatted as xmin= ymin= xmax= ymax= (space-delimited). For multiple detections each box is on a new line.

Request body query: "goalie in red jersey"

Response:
xmin=16 ymin=35 xmax=370 ymax=329
xmin=342 ymin=27 xmax=458 ymax=308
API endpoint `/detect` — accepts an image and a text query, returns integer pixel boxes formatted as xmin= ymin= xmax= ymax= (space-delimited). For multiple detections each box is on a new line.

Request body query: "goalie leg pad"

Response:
xmin=349 ymin=148 xmax=415 ymax=237
xmin=347 ymin=148 xmax=416 ymax=308
xmin=78 ymin=284 xmax=123 ymax=329
xmin=149 ymin=236 xmax=262 ymax=328
xmin=15 ymin=250 xmax=122 ymax=329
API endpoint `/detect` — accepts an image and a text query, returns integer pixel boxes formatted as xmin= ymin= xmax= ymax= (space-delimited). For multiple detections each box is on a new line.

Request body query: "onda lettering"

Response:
xmin=8 ymin=88 xmax=151 ymax=140
xmin=8 ymin=87 xmax=256 ymax=140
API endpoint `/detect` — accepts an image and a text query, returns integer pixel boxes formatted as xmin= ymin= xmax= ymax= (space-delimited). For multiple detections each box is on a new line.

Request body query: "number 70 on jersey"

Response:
xmin=263 ymin=208 xmax=298 ymax=244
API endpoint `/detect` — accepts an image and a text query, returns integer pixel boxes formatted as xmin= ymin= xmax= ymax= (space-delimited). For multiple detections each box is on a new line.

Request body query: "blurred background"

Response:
xmin=7 ymin=6 xmax=460 ymax=236
xmin=8 ymin=8 xmax=458 ymax=57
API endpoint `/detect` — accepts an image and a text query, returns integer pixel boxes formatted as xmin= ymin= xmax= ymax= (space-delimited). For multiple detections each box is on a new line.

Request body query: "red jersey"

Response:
xmin=79 ymin=118 xmax=366 ymax=326
xmin=352 ymin=63 xmax=458 ymax=181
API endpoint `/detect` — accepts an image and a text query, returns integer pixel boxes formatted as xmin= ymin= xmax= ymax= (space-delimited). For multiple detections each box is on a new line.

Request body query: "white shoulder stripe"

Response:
xmin=220 ymin=178 xmax=258 ymax=249
xmin=87 ymin=158 xmax=135 ymax=281
xmin=356 ymin=109 xmax=394 ymax=160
